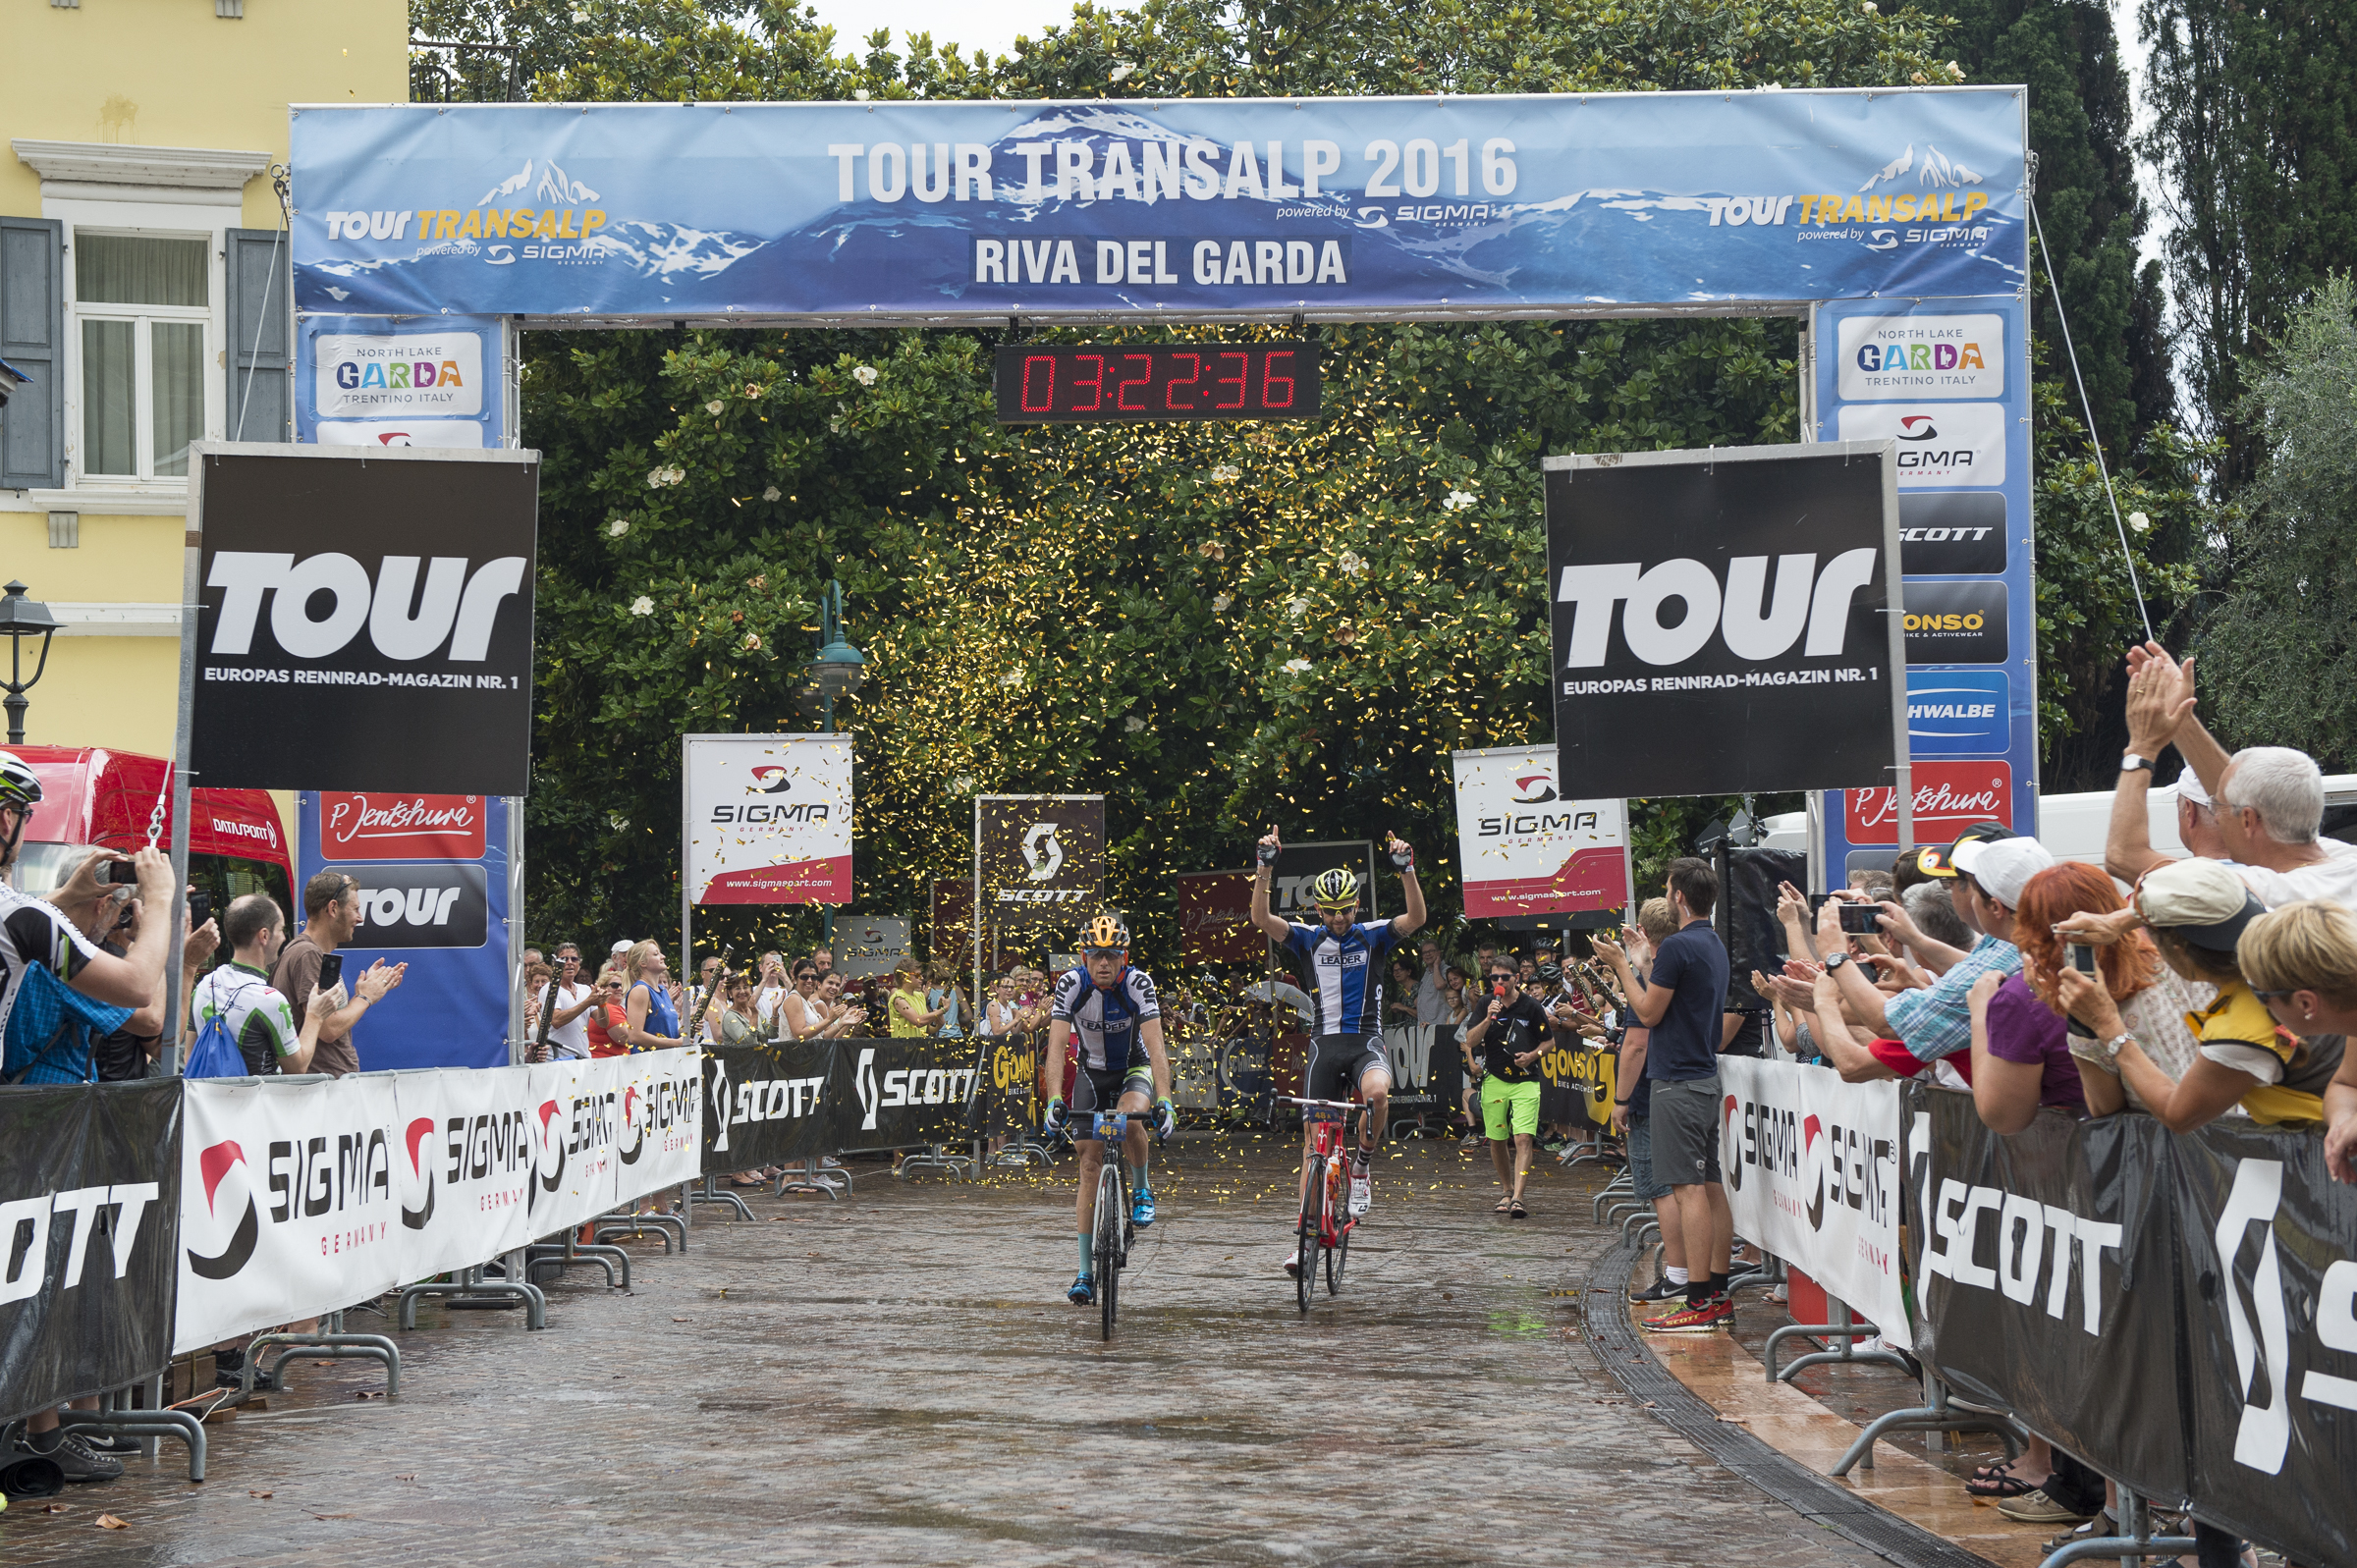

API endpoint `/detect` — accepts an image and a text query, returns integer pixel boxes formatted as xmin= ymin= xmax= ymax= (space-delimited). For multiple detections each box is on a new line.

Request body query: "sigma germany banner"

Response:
xmin=685 ymin=733 xmax=853 ymax=904
xmin=977 ymin=795 xmax=1104 ymax=929
xmin=287 ymin=90 xmax=2028 ymax=321
xmin=1450 ymin=745 xmax=1627 ymax=917
xmin=174 ymin=1051 xmax=700 ymax=1352
xmin=1718 ymin=1056 xmax=1909 ymax=1350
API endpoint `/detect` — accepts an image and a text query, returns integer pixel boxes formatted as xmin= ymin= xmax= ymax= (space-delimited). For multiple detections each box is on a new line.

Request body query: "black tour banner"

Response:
xmin=977 ymin=795 xmax=1105 ymax=929
xmin=190 ymin=444 xmax=541 ymax=795
xmin=1265 ymin=839 xmax=1380 ymax=922
xmin=702 ymin=1040 xmax=835 ymax=1172
xmin=1545 ymin=443 xmax=1908 ymax=798
xmin=1907 ymin=1084 xmax=2357 ymax=1568
xmin=0 ymin=1083 xmax=182 ymax=1425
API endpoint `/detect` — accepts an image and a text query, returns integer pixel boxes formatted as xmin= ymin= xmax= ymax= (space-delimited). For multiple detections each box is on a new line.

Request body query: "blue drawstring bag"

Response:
xmin=184 ymin=998 xmax=248 ymax=1079
xmin=3 ymin=962 xmax=131 ymax=1085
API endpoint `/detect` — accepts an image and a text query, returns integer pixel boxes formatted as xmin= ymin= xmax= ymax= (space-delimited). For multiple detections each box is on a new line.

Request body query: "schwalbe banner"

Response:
xmin=190 ymin=445 xmax=541 ymax=796
xmin=288 ymin=90 xmax=2027 ymax=321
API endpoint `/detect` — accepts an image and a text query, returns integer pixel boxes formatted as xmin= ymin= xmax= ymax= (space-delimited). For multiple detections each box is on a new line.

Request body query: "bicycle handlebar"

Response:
xmin=1277 ymin=1096 xmax=1361 ymax=1113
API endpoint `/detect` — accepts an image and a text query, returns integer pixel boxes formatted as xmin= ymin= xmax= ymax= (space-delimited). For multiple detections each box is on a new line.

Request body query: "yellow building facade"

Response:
xmin=1 ymin=0 xmax=407 ymax=759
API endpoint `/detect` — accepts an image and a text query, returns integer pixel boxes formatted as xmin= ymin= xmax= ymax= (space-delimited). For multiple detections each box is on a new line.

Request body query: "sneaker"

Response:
xmin=1066 ymin=1272 xmax=1096 ymax=1306
xmin=1131 ymin=1189 xmax=1157 ymax=1227
xmin=1628 ymin=1274 xmax=1686 ymax=1305
xmin=1347 ymin=1160 xmax=1371 ymax=1217
xmin=17 ymin=1432 xmax=123 ymax=1484
xmin=1641 ymin=1296 xmax=1733 ymax=1333
xmin=1282 ymin=1251 xmax=1301 ymax=1277
xmin=1998 ymin=1488 xmax=2096 ymax=1525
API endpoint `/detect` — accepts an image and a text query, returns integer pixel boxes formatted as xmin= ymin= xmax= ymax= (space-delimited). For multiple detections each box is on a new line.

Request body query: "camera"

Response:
xmin=2067 ymin=944 xmax=2098 ymax=975
xmin=100 ymin=859 xmax=139 ymax=886
xmin=1837 ymin=902 xmax=1884 ymax=937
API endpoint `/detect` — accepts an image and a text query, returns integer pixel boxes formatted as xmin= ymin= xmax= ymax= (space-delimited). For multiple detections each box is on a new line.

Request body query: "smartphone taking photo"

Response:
xmin=316 ymin=951 xmax=345 ymax=993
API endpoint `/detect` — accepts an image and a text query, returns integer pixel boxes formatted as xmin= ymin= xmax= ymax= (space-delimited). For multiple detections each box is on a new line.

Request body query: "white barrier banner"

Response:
xmin=1717 ymin=1056 xmax=1910 ymax=1350
xmin=176 ymin=1051 xmax=701 ymax=1352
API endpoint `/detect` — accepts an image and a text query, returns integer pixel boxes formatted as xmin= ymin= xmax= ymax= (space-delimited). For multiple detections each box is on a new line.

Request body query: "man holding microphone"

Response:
xmin=1458 ymin=957 xmax=1553 ymax=1218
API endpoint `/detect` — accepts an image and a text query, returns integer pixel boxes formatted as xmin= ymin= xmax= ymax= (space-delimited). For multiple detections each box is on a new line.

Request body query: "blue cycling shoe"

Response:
xmin=1131 ymin=1189 xmax=1157 ymax=1227
xmin=1067 ymin=1271 xmax=1096 ymax=1305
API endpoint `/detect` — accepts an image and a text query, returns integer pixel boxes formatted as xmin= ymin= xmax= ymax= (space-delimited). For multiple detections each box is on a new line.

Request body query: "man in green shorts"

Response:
xmin=1457 ymin=957 xmax=1552 ymax=1217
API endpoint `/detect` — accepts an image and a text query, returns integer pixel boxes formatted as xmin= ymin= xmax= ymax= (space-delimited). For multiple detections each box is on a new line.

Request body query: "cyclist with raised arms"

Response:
xmin=1041 ymin=914 xmax=1176 ymax=1308
xmin=1249 ymin=830 xmax=1426 ymax=1275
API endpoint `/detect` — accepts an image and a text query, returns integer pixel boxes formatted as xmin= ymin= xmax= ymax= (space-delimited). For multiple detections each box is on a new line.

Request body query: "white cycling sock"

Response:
xmin=1665 ymin=1266 xmax=1689 ymax=1286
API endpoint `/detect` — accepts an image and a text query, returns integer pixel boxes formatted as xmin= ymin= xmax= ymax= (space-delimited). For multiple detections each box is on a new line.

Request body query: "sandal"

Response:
xmin=1970 ymin=1460 xmax=2016 ymax=1483
xmin=1508 ymin=1199 xmax=1529 ymax=1219
xmin=1494 ymin=1197 xmax=1513 ymax=1215
xmin=1965 ymin=1472 xmax=2035 ymax=1499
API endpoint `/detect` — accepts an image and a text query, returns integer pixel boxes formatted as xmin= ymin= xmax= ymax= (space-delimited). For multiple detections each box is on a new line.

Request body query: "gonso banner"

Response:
xmin=288 ymin=89 xmax=2028 ymax=321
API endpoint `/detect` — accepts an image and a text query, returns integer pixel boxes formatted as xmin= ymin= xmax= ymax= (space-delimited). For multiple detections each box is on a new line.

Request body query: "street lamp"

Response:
xmin=799 ymin=579 xmax=864 ymax=948
xmin=0 ymin=581 xmax=61 ymax=746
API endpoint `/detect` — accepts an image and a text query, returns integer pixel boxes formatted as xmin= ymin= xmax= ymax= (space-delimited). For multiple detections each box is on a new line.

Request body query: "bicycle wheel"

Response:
xmin=1097 ymin=1164 xmax=1124 ymax=1341
xmin=1295 ymin=1156 xmax=1325 ymax=1315
xmin=1326 ymin=1217 xmax=1349 ymax=1296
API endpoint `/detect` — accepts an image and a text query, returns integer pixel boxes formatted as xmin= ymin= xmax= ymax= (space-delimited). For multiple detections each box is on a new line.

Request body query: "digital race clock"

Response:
xmin=992 ymin=343 xmax=1322 ymax=424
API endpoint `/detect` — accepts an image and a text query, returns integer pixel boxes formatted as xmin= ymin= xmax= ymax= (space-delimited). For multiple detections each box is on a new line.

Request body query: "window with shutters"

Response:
xmin=72 ymin=231 xmax=212 ymax=480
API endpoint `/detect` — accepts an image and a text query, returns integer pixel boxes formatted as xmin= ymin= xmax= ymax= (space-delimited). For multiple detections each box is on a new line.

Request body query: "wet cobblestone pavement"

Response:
xmin=5 ymin=1132 xmax=1891 ymax=1567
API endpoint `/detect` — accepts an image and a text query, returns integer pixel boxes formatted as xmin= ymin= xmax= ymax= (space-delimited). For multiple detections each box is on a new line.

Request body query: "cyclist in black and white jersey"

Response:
xmin=1249 ymin=830 xmax=1426 ymax=1275
xmin=1041 ymin=914 xmax=1175 ymax=1307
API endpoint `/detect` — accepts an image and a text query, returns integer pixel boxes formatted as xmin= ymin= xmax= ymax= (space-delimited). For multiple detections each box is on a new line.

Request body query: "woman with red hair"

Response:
xmin=2020 ymin=862 xmax=2211 ymax=1118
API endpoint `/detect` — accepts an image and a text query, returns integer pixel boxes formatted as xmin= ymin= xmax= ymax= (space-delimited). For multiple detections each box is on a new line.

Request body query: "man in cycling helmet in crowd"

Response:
xmin=1041 ymin=913 xmax=1175 ymax=1307
xmin=1249 ymin=830 xmax=1426 ymax=1275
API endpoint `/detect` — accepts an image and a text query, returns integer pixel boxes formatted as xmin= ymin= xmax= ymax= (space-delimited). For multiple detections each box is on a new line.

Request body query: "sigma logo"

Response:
xmin=708 ymin=803 xmax=830 ymax=825
xmin=1509 ymin=773 xmax=1558 ymax=804
xmin=1836 ymin=403 xmax=2007 ymax=487
xmin=1478 ymin=810 xmax=1600 ymax=838
xmin=206 ymin=551 xmax=527 ymax=663
xmin=0 ymin=1182 xmax=162 ymax=1304
xmin=1555 ymin=549 xmax=1878 ymax=668
xmin=748 ymin=767 xmax=791 ymax=795
xmin=2209 ymin=1160 xmax=2357 ymax=1474
xmin=1024 ymin=823 xmax=1066 ymax=882
xmin=321 ymin=211 xmax=414 ymax=242
xmin=1723 ymin=1095 xmax=1891 ymax=1229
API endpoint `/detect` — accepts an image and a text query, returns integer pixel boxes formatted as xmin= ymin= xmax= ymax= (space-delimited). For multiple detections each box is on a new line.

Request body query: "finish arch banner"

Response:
xmin=684 ymin=733 xmax=853 ymax=905
xmin=288 ymin=90 xmax=2027 ymax=322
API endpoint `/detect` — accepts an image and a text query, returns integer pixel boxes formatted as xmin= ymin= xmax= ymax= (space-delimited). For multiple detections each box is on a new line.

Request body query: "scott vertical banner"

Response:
xmin=0 ymin=1083 xmax=181 ymax=1423
xmin=1545 ymin=444 xmax=1909 ymax=799
xmin=1813 ymin=296 xmax=2036 ymax=878
xmin=190 ymin=445 xmax=540 ymax=795
xmin=1450 ymin=745 xmax=1626 ymax=917
xmin=684 ymin=733 xmax=853 ymax=904
xmin=288 ymin=91 xmax=2028 ymax=320
xmin=300 ymin=790 xmax=513 ymax=1070
xmin=977 ymin=795 xmax=1105 ymax=928
xmin=1718 ymin=1057 xmax=1910 ymax=1349
xmin=295 ymin=314 xmax=505 ymax=448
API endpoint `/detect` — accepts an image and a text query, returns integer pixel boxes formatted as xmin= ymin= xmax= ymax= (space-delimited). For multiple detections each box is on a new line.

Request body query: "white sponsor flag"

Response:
xmin=1718 ymin=1056 xmax=1911 ymax=1349
xmin=1449 ymin=745 xmax=1627 ymax=918
xmin=685 ymin=734 xmax=852 ymax=905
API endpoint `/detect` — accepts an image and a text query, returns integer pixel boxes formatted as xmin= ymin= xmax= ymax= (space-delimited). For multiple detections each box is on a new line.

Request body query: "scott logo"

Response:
xmin=206 ymin=551 xmax=527 ymax=663
xmin=1024 ymin=823 xmax=1066 ymax=882
xmin=1556 ymin=550 xmax=1878 ymax=668
xmin=0 ymin=1181 xmax=162 ymax=1303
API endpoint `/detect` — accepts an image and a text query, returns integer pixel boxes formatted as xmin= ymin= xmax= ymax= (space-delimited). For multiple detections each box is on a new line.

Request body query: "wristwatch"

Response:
xmin=2121 ymin=753 xmax=2156 ymax=773
xmin=1823 ymin=951 xmax=1851 ymax=972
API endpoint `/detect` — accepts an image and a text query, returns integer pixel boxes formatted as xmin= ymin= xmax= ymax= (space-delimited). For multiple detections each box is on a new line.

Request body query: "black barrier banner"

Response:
xmin=2166 ymin=1120 xmax=2357 ymax=1568
xmin=702 ymin=1041 xmax=836 ymax=1172
xmin=1544 ymin=444 xmax=1906 ymax=799
xmin=0 ymin=1083 xmax=181 ymax=1424
xmin=192 ymin=446 xmax=540 ymax=795
xmin=840 ymin=1038 xmax=978 ymax=1150
xmin=1905 ymin=1086 xmax=2189 ymax=1502
xmin=975 ymin=1031 xmax=1043 ymax=1134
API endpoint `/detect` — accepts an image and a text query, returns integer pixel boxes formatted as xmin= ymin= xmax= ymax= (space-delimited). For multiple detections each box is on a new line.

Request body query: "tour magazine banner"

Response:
xmin=1546 ymin=443 xmax=1908 ymax=800
xmin=1719 ymin=1057 xmax=1910 ymax=1349
xmin=976 ymin=795 xmax=1105 ymax=928
xmin=189 ymin=445 xmax=541 ymax=796
xmin=175 ymin=1051 xmax=701 ymax=1352
xmin=1813 ymin=296 xmax=2037 ymax=876
xmin=0 ymin=1082 xmax=181 ymax=1423
xmin=301 ymin=789 xmax=514 ymax=1070
xmin=1450 ymin=745 xmax=1627 ymax=917
xmin=288 ymin=91 xmax=2029 ymax=321
xmin=295 ymin=314 xmax=505 ymax=449
xmin=684 ymin=733 xmax=853 ymax=905
xmin=1265 ymin=840 xmax=1379 ymax=922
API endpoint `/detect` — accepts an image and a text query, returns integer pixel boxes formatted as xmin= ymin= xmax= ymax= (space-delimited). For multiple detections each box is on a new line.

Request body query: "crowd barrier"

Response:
xmin=1715 ymin=1059 xmax=2357 ymax=1568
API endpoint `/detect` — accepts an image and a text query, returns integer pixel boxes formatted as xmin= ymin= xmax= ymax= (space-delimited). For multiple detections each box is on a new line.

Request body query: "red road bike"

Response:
xmin=1281 ymin=1096 xmax=1360 ymax=1314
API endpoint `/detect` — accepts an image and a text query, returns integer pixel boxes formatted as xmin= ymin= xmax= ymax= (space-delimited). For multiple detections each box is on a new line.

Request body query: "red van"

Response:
xmin=8 ymin=746 xmax=295 ymax=920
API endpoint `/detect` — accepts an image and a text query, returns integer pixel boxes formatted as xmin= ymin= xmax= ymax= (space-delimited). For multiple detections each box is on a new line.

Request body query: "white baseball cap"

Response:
xmin=1950 ymin=837 xmax=2055 ymax=909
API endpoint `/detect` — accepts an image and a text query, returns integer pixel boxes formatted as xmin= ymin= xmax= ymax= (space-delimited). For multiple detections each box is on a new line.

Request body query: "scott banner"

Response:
xmin=1450 ymin=745 xmax=1626 ymax=917
xmin=1547 ymin=443 xmax=1908 ymax=800
xmin=1718 ymin=1057 xmax=1909 ymax=1350
xmin=0 ymin=1083 xmax=181 ymax=1425
xmin=288 ymin=90 xmax=2028 ymax=320
xmin=175 ymin=1051 xmax=700 ymax=1352
xmin=685 ymin=733 xmax=853 ymax=905
xmin=840 ymin=1039 xmax=979 ymax=1151
xmin=191 ymin=445 xmax=541 ymax=796
xmin=977 ymin=795 xmax=1104 ymax=928
xmin=702 ymin=1040 xmax=835 ymax=1172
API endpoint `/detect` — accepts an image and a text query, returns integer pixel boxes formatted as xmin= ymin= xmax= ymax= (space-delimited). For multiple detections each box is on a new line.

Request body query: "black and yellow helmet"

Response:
xmin=1310 ymin=867 xmax=1360 ymax=909
xmin=1079 ymin=913 xmax=1130 ymax=951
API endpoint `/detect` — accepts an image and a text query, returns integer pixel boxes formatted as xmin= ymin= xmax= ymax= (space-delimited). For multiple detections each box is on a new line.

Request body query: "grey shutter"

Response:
xmin=224 ymin=227 xmax=292 ymax=442
xmin=0 ymin=216 xmax=66 ymax=490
